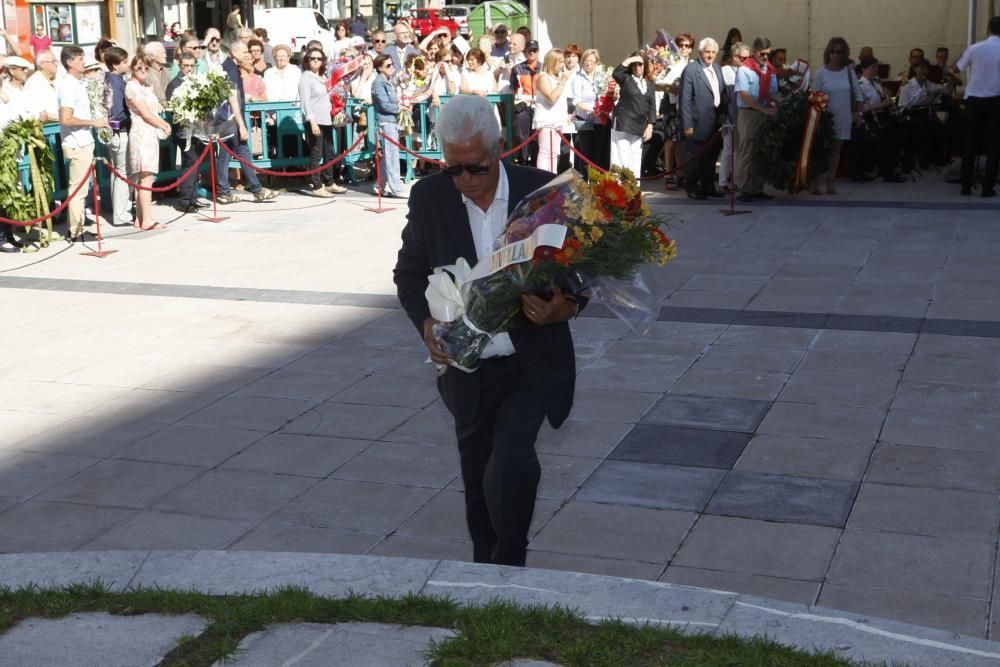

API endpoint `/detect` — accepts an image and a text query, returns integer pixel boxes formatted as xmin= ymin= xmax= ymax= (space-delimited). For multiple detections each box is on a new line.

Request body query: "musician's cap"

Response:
xmin=858 ymin=56 xmax=878 ymax=69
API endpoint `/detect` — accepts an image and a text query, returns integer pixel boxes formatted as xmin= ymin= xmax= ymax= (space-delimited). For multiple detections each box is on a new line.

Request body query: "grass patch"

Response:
xmin=0 ymin=582 xmax=882 ymax=666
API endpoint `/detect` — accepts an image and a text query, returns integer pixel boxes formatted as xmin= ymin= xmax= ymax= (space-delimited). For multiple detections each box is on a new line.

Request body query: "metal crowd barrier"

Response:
xmin=17 ymin=93 xmax=515 ymax=202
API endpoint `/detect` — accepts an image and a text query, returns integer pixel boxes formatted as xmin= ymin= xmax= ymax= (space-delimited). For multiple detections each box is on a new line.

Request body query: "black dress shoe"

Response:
xmin=983 ymin=190 xmax=997 ymax=199
xmin=174 ymin=204 xmax=200 ymax=213
xmin=704 ymin=189 xmax=725 ymax=198
xmin=687 ymin=190 xmax=707 ymax=200
xmin=754 ymin=192 xmax=775 ymax=200
xmin=736 ymin=193 xmax=754 ymax=203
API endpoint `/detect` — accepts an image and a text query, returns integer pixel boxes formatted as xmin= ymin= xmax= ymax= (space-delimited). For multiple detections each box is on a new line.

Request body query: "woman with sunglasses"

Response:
xmin=125 ymin=54 xmax=171 ymax=230
xmin=810 ymin=37 xmax=863 ymax=194
xmin=371 ymin=54 xmax=404 ymax=198
xmin=610 ymin=51 xmax=656 ymax=177
xmin=297 ymin=48 xmax=340 ymax=197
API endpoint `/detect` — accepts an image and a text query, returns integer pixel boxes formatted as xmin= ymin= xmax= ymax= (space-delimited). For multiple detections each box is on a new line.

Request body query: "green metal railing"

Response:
xmin=17 ymin=93 xmax=516 ymax=203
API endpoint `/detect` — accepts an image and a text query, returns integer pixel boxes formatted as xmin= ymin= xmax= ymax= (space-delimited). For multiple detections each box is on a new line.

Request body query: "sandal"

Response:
xmin=664 ymin=176 xmax=678 ymax=191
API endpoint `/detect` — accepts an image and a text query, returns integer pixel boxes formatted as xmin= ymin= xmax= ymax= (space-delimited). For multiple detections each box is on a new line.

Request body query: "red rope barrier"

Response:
xmin=217 ymin=133 xmax=366 ymax=177
xmin=377 ymin=130 xmax=446 ymax=166
xmin=500 ymin=129 xmax=542 ymax=159
xmin=101 ymin=143 xmax=212 ymax=193
xmin=0 ymin=163 xmax=96 ymax=227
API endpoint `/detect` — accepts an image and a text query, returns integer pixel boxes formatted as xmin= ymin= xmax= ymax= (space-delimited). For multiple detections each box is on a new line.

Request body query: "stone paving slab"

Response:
xmin=0 ymin=612 xmax=206 ymax=667
xmin=218 ymin=622 xmax=455 ymax=667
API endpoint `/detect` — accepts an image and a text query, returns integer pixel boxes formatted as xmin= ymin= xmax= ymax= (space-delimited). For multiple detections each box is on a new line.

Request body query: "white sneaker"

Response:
xmin=325 ymin=183 xmax=347 ymax=194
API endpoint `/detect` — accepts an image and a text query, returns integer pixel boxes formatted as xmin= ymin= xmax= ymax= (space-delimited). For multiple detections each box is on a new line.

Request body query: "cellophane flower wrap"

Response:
xmin=165 ymin=70 xmax=235 ymax=145
xmin=427 ymin=167 xmax=678 ymax=372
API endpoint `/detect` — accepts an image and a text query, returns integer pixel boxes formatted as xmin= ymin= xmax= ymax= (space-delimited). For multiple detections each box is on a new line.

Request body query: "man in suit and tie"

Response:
xmin=680 ymin=37 xmax=725 ymax=199
xmin=394 ymin=95 xmax=583 ymax=567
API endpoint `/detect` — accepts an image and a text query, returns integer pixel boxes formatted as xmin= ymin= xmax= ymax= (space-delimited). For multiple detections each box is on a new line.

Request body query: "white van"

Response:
xmin=255 ymin=7 xmax=339 ymax=60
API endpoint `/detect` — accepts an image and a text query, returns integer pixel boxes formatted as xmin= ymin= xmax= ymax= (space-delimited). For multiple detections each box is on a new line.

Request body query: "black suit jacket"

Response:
xmin=679 ymin=60 xmax=725 ymax=141
xmin=393 ymin=164 xmax=578 ymax=429
xmin=611 ymin=64 xmax=657 ymax=137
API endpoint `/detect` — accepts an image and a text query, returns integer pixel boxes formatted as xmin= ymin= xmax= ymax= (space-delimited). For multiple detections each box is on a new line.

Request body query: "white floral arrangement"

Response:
xmin=165 ymin=70 xmax=233 ymax=127
xmin=84 ymin=74 xmax=112 ymax=144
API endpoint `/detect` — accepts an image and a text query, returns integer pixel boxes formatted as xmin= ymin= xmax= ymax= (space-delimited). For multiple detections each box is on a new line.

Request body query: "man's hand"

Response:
xmin=310 ymin=120 xmax=320 ymax=136
xmin=763 ymin=106 xmax=777 ymax=116
xmin=522 ymin=291 xmax=576 ymax=326
xmin=92 ymin=118 xmax=109 ymax=129
xmin=422 ymin=317 xmax=451 ymax=364
xmin=642 ymin=124 xmax=653 ymax=142
xmin=684 ymin=127 xmax=694 ymax=137
xmin=238 ymin=124 xmax=248 ymax=141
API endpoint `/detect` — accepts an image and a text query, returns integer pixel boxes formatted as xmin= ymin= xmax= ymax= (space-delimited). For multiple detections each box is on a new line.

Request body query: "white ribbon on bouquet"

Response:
xmin=423 ymin=224 xmax=569 ymax=373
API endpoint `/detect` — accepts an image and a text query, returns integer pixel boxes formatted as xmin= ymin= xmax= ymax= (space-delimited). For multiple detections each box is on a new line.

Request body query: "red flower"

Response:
xmin=593 ymin=179 xmax=629 ymax=209
xmin=652 ymin=227 xmax=670 ymax=247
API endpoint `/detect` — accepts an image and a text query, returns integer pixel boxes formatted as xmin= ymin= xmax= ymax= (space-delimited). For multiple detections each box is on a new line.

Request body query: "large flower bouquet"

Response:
xmin=165 ymin=70 xmax=235 ymax=144
xmin=753 ymin=90 xmax=834 ymax=191
xmin=84 ymin=73 xmax=113 ymax=144
xmin=427 ymin=167 xmax=678 ymax=371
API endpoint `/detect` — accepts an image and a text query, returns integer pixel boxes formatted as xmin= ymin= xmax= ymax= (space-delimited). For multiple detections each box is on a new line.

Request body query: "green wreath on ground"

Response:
xmin=0 ymin=117 xmax=55 ymax=236
xmin=752 ymin=91 xmax=835 ymax=192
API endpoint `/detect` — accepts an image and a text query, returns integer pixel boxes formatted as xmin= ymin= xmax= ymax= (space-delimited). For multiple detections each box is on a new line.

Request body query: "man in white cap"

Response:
xmin=0 ymin=56 xmax=34 ymax=116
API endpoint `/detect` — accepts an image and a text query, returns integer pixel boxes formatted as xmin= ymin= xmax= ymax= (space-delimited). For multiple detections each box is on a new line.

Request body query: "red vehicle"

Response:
xmin=406 ymin=8 xmax=459 ymax=39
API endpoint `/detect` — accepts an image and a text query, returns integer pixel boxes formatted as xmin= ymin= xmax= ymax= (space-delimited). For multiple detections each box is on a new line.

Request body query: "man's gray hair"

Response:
xmin=229 ymin=41 xmax=248 ymax=56
xmin=435 ymin=95 xmax=502 ymax=154
xmin=698 ymin=37 xmax=719 ymax=53
xmin=752 ymin=37 xmax=772 ymax=52
xmin=143 ymin=41 xmax=165 ymax=56
xmin=733 ymin=41 xmax=751 ymax=57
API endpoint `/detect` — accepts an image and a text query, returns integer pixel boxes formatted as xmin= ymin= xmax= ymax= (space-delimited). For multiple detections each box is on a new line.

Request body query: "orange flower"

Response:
xmin=592 ymin=178 xmax=629 ymax=210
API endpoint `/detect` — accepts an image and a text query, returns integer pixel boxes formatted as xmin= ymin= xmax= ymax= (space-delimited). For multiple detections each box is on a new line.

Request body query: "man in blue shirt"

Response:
xmin=216 ymin=41 xmax=278 ymax=204
xmin=734 ymin=37 xmax=778 ymax=202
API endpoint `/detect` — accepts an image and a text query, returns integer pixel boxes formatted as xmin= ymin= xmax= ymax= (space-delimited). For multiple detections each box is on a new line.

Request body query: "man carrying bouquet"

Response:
xmin=394 ymin=95 xmax=582 ymax=567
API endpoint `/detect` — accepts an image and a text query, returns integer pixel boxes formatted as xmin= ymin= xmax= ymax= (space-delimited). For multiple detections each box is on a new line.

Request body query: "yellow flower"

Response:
xmin=589 ymin=226 xmax=604 ymax=242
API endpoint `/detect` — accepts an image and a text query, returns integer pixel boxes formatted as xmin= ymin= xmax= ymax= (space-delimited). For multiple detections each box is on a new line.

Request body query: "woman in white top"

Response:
xmin=810 ymin=37 xmax=864 ymax=194
xmin=460 ymin=47 xmax=496 ymax=96
xmin=263 ymin=45 xmax=301 ymax=101
xmin=534 ymin=49 xmax=574 ymax=172
xmin=571 ymin=48 xmax=607 ymax=174
xmin=350 ymin=54 xmax=376 ymax=104
xmin=330 ymin=21 xmax=354 ymax=62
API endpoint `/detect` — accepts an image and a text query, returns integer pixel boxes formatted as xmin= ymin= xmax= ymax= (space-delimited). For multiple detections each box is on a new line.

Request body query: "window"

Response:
xmin=314 ymin=12 xmax=328 ymax=30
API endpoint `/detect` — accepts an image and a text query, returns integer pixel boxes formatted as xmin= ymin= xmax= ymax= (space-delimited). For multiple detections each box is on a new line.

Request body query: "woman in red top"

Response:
xmin=30 ymin=24 xmax=52 ymax=57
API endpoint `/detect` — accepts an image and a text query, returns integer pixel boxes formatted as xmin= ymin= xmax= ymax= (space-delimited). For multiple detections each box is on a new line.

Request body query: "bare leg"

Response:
xmin=136 ymin=173 xmax=155 ymax=229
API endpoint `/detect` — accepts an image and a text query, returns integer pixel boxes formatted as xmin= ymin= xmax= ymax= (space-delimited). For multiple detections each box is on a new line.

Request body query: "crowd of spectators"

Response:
xmin=1 ymin=13 xmax=999 ymax=253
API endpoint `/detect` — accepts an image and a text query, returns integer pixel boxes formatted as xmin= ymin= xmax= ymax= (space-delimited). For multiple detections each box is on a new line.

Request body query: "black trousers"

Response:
xmin=305 ymin=124 xmax=335 ymax=190
xmin=452 ymin=356 xmax=546 ymax=567
xmin=962 ymin=96 xmax=1000 ymax=193
xmin=513 ymin=108 xmax=536 ymax=164
xmin=574 ymin=125 xmax=611 ymax=176
xmin=176 ymin=136 xmax=203 ymax=207
xmin=685 ymin=134 xmax=721 ymax=194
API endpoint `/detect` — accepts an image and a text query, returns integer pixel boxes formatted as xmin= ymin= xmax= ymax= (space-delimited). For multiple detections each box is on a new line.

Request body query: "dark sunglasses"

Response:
xmin=373 ymin=39 xmax=386 ymax=44
xmin=494 ymin=29 xmax=507 ymax=35
xmin=308 ymin=56 xmax=324 ymax=61
xmin=830 ymin=49 xmax=844 ymax=55
xmin=442 ymin=162 xmax=490 ymax=176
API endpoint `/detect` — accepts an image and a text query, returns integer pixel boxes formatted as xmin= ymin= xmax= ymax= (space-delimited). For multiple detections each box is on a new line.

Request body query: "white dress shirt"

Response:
xmin=956 ymin=35 xmax=1000 ymax=98
xmin=898 ymin=77 xmax=943 ymax=109
xmin=461 ymin=162 xmax=515 ymax=358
